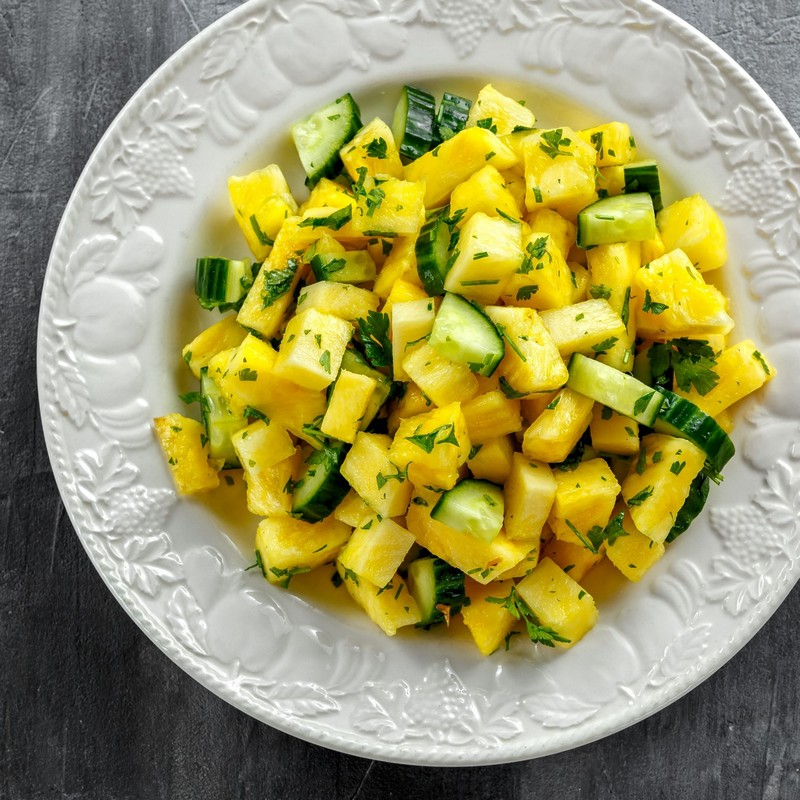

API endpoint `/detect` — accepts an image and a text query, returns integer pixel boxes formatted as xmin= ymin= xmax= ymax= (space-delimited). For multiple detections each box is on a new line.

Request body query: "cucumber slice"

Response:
xmin=200 ymin=369 xmax=246 ymax=467
xmin=310 ymin=251 xmax=376 ymax=284
xmin=416 ymin=210 xmax=453 ymax=296
xmin=340 ymin=349 xmax=391 ymax=428
xmin=577 ymin=193 xmax=656 ymax=248
xmin=623 ymin=160 xmax=663 ymax=212
xmin=194 ymin=257 xmax=255 ymax=312
xmin=407 ymin=556 xmax=467 ymax=627
xmin=653 ymin=389 xmax=735 ymax=472
xmin=392 ymin=85 xmax=436 ymax=161
xmin=666 ymin=472 xmax=710 ymax=543
xmin=292 ymin=443 xmax=350 ymax=522
xmin=435 ymin=92 xmax=472 ymax=142
xmin=429 ymin=293 xmax=504 ymax=377
xmin=431 ymin=479 xmax=505 ymax=542
xmin=291 ymin=93 xmax=362 ymax=187
xmin=567 ymin=353 xmax=665 ymax=426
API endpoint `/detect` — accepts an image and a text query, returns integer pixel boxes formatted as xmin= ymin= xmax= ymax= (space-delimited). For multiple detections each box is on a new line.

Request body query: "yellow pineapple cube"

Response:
xmin=548 ymin=458 xmax=621 ymax=546
xmin=334 ymin=489 xmax=375 ymax=528
xmin=577 ymin=122 xmax=636 ymax=167
xmin=461 ymin=578 xmax=517 ymax=655
xmin=496 ymin=545 xmax=541 ymax=580
xmin=298 ymin=177 xmax=353 ymax=215
xmin=351 ymin=177 xmax=426 ymax=238
xmin=340 ymin=432 xmax=413 ymax=517
xmin=524 ymin=209 xmax=577 ymax=258
xmin=521 ymin=388 xmax=594 ymax=463
xmin=597 ymin=165 xmax=625 ymax=197
xmin=504 ymin=453 xmax=557 ymax=541
xmin=232 ymin=419 xmax=295 ymax=471
xmin=657 ymin=194 xmax=727 ymax=272
xmin=337 ymin=564 xmax=421 ymax=636
xmin=256 ymin=515 xmax=351 ymax=587
xmin=381 ymin=278 xmax=428 ymax=316
xmin=402 ymin=343 xmax=479 ymax=408
xmin=405 ymin=126 xmax=518 ymax=207
xmin=632 ymin=249 xmax=734 ymax=338
xmin=621 ymin=434 xmax=707 ymax=543
xmin=297 ymin=281 xmax=379 ymax=322
xmin=542 ymin=537 xmax=604 ymax=582
xmin=391 ymin=297 xmax=437 ymax=381
xmin=500 ymin=168 xmax=527 ymax=212
xmin=449 ymin=164 xmax=521 ymax=224
xmin=273 ymin=308 xmax=353 ymax=391
xmin=641 ymin=228 xmax=666 ymax=263
xmin=321 ymin=370 xmax=378 ymax=443
xmin=240 ymin=450 xmax=301 ymax=517
xmin=466 ymin=83 xmax=537 ymax=136
xmin=523 ymin=127 xmax=598 ymax=219
xmin=340 ymin=117 xmax=404 ymax=181
xmin=569 ymin=262 xmax=589 ymax=303
xmin=214 ymin=333 xmax=278 ymax=417
xmin=373 ymin=236 xmax=420 ymax=299
xmin=461 ymin=391 xmax=523 ymax=444
xmin=515 ymin=558 xmax=598 ymax=648
xmin=405 ymin=502 xmax=531 ymax=584
xmin=605 ymin=504 xmax=665 ymax=581
xmin=228 ymin=165 xmax=298 ymax=260
xmin=590 ymin=405 xmax=640 ymax=456
xmin=389 ymin=402 xmax=471 ymax=491
xmin=338 ymin=517 xmax=417 ymax=588
xmin=539 ymin=298 xmax=627 ymax=358
xmin=468 ymin=435 xmax=515 ymax=483
xmin=501 ymin=231 xmax=574 ymax=310
xmin=485 ymin=306 xmax=569 ymax=396
xmin=154 ymin=414 xmax=220 ymax=495
xmin=520 ymin=391 xmax=559 ymax=424
xmin=182 ymin=314 xmax=247 ymax=379
xmin=388 ymin=382 xmax=435 ymax=435
xmin=675 ymin=339 xmax=775 ymax=416
xmin=443 ymin=213 xmax=523 ymax=304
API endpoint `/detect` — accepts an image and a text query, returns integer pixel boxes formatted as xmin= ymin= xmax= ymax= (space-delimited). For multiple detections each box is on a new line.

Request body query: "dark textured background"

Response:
xmin=2 ymin=1 xmax=799 ymax=798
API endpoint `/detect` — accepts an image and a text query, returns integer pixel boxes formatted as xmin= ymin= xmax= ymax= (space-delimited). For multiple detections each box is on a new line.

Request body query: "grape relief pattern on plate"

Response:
xmin=37 ymin=0 xmax=800 ymax=759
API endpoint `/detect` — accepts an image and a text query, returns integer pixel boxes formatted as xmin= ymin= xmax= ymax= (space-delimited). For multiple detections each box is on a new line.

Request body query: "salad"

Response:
xmin=154 ymin=83 xmax=774 ymax=656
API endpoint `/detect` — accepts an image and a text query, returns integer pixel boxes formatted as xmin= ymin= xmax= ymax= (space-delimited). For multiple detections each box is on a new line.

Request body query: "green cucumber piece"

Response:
xmin=431 ymin=479 xmax=505 ymax=542
xmin=392 ymin=85 xmax=436 ymax=161
xmin=416 ymin=210 xmax=453 ymax=295
xmin=200 ymin=369 xmax=246 ymax=468
xmin=291 ymin=443 xmax=350 ymax=523
xmin=435 ymin=92 xmax=472 ymax=142
xmin=429 ymin=292 xmax=504 ymax=377
xmin=407 ymin=556 xmax=467 ymax=627
xmin=666 ymin=472 xmax=710 ymax=543
xmin=623 ymin=160 xmax=663 ymax=212
xmin=194 ymin=257 xmax=255 ymax=312
xmin=577 ymin=193 xmax=657 ymax=248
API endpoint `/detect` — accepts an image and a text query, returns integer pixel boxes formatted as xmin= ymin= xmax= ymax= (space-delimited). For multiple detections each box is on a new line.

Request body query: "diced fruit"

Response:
xmin=605 ymin=505 xmax=665 ymax=581
xmin=502 ymin=231 xmax=574 ymax=310
xmin=382 ymin=278 xmax=428 ymax=316
xmin=632 ymin=249 xmax=734 ymax=338
xmin=334 ymin=489 xmax=375 ymax=528
xmin=388 ymin=383 xmax=435 ymax=435
xmin=521 ymin=388 xmax=595 ymax=463
xmin=373 ymin=236 xmax=420 ymax=299
xmin=402 ymin=343 xmax=480 ymax=408
xmin=391 ymin=297 xmax=437 ymax=381
xmin=182 ymin=314 xmax=247 ymax=379
xmin=232 ymin=419 xmax=295 ymax=471
xmin=590 ymin=406 xmax=640 ymax=456
xmin=340 ymin=117 xmax=404 ymax=181
xmin=321 ymin=369 xmax=377 ymax=443
xmin=240 ymin=450 xmax=300 ymax=517
xmin=338 ymin=517 xmax=417 ymax=588
xmin=641 ymin=228 xmax=666 ymax=263
xmin=407 ymin=556 xmax=467 ymax=627
xmin=466 ymin=83 xmax=537 ymax=136
xmin=461 ymin=578 xmax=517 ymax=655
xmin=154 ymin=414 xmax=220 ymax=495
xmin=351 ymin=176 xmax=426 ymax=237
xmin=569 ymin=262 xmax=589 ymax=303
xmin=657 ymin=194 xmax=727 ymax=272
xmin=515 ymin=558 xmax=598 ymax=648
xmin=504 ymin=453 xmax=556 ymax=542
xmin=577 ymin=122 xmax=636 ymax=167
xmin=297 ymin=281 xmax=380 ymax=322
xmin=468 ymin=436 xmax=515 ymax=483
xmin=542 ymin=537 xmax=604 ymax=582
xmin=539 ymin=299 xmax=627 ymax=358
xmin=431 ymin=479 xmax=505 ymax=542
xmin=449 ymin=164 xmax=521 ymax=225
xmin=461 ymin=391 xmax=522 ymax=443
xmin=525 ymin=209 xmax=577 ymax=258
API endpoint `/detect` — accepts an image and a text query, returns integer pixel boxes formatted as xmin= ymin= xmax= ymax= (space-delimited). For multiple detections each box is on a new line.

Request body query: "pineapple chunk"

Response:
xmin=340 ymin=117 xmax=404 ymax=181
xmin=341 ymin=432 xmax=413 ymax=517
xmin=334 ymin=489 xmax=375 ymax=528
xmin=388 ymin=383 xmax=435 ymax=435
xmin=466 ymin=84 xmax=537 ymax=136
xmin=443 ymin=213 xmax=524 ymax=304
xmin=321 ymin=370 xmax=377 ymax=444
xmin=298 ymin=177 xmax=353 ymax=215
xmin=675 ymin=339 xmax=775 ymax=416
xmin=548 ymin=458 xmax=621 ymax=546
xmin=577 ymin=122 xmax=636 ymax=167
xmin=405 ymin=126 xmax=518 ymax=207
xmin=402 ymin=343 xmax=479 ymax=408
xmin=597 ymin=165 xmax=625 ymax=197
xmin=405 ymin=502 xmax=531 ymax=584
xmin=523 ymin=127 xmax=598 ymax=219
xmin=520 ymin=391 xmax=559 ymax=424
xmin=351 ymin=177 xmax=426 ymax=237
xmin=461 ymin=578 xmax=517 ymax=655
xmin=461 ymin=391 xmax=523 ymax=444
xmin=338 ymin=517 xmax=416 ymax=588
xmin=391 ymin=297 xmax=437 ymax=381
xmin=496 ymin=545 xmax=540 ymax=580
xmin=337 ymin=564 xmax=421 ymax=636
xmin=232 ymin=419 xmax=295 ymax=471
xmin=373 ymin=236 xmax=419 ymax=299
xmin=504 ymin=453 xmax=557 ymax=541
xmin=621 ymin=433 xmax=706 ymax=544
xmin=228 ymin=165 xmax=298 ymax=260
xmin=468 ymin=435 xmax=515 ymax=483
xmin=485 ymin=305 xmax=568 ymax=396
xmin=239 ymin=449 xmax=301 ymax=517
xmin=297 ymin=281 xmax=380 ymax=322
xmin=632 ymin=249 xmax=734 ymax=338
xmin=502 ymin=231 xmax=574 ymax=310
xmin=515 ymin=558 xmax=598 ymax=648
xmin=182 ymin=314 xmax=247 ymax=380
xmin=542 ymin=537 xmax=604 ymax=582
xmin=389 ymin=402 xmax=471 ymax=491
xmin=256 ymin=515 xmax=351 ymax=586
xmin=382 ymin=278 xmax=428 ymax=315
xmin=525 ymin=209 xmax=577 ymax=258
xmin=213 ymin=333 xmax=277 ymax=416
xmin=641 ymin=228 xmax=666 ymax=263
xmin=590 ymin=406 xmax=640 ymax=456
xmin=449 ymin=164 xmax=521 ymax=224
xmin=539 ymin=299 xmax=627 ymax=358
xmin=500 ymin=168 xmax=527 ymax=212
xmin=521 ymin=387 xmax=594 ymax=463
xmin=657 ymin=194 xmax=727 ymax=273
xmin=154 ymin=414 xmax=220 ymax=495
xmin=605 ymin=504 xmax=666 ymax=581
xmin=569 ymin=262 xmax=589 ymax=303
xmin=273 ymin=308 xmax=353 ymax=391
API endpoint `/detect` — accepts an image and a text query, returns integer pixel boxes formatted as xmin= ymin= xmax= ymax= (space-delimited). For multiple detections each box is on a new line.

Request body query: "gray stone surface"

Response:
xmin=1 ymin=1 xmax=798 ymax=797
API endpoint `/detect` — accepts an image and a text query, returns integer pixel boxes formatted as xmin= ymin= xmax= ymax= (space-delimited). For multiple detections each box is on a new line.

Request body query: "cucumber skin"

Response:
xmin=408 ymin=557 xmax=467 ymax=628
xmin=666 ymin=472 xmax=710 ymax=543
xmin=292 ymin=444 xmax=350 ymax=523
xmin=415 ymin=212 xmax=451 ymax=296
xmin=394 ymin=86 xmax=436 ymax=161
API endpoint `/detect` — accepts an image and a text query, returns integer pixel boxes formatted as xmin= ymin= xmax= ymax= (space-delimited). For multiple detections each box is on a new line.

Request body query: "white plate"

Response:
xmin=38 ymin=0 xmax=800 ymax=765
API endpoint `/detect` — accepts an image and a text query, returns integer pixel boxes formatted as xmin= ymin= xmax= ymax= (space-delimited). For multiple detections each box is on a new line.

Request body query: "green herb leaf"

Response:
xmin=261 ymin=260 xmax=299 ymax=309
xmin=642 ymin=289 xmax=669 ymax=315
xmin=356 ymin=310 xmax=392 ymax=370
xmin=627 ymin=486 xmax=654 ymax=506
xmin=298 ymin=205 xmax=352 ymax=230
xmin=365 ymin=137 xmax=388 ymax=159
xmin=539 ymin=128 xmax=573 ymax=160
xmin=404 ymin=423 xmax=459 ymax=454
